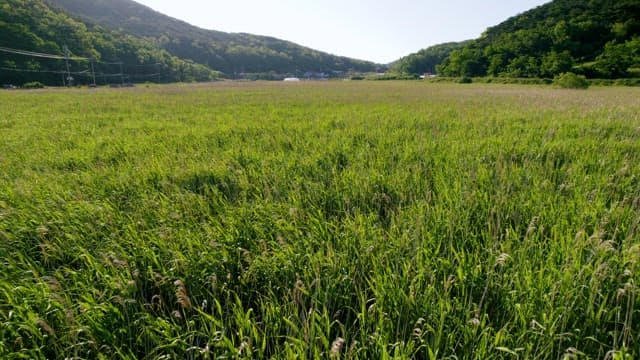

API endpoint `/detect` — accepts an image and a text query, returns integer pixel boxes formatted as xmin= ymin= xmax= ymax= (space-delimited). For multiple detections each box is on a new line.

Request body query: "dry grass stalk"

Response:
xmin=174 ymin=280 xmax=192 ymax=310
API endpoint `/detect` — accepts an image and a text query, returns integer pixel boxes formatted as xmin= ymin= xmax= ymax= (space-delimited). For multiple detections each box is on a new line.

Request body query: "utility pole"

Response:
xmin=119 ymin=62 xmax=125 ymax=86
xmin=63 ymin=45 xmax=71 ymax=87
xmin=90 ymin=57 xmax=97 ymax=87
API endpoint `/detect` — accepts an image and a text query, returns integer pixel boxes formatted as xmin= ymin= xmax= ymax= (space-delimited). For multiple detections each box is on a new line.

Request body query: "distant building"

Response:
xmin=284 ymin=77 xmax=300 ymax=82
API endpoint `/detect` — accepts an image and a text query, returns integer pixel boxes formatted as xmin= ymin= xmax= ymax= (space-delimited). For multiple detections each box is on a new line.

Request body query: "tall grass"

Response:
xmin=0 ymin=82 xmax=639 ymax=359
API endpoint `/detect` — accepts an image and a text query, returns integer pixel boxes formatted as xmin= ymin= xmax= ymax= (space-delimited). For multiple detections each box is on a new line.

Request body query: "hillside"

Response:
xmin=399 ymin=0 xmax=640 ymax=78
xmin=389 ymin=41 xmax=470 ymax=75
xmin=0 ymin=0 xmax=218 ymax=86
xmin=45 ymin=0 xmax=378 ymax=76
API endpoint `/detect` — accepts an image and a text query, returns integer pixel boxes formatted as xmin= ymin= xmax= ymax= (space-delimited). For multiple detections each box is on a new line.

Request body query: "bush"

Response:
xmin=22 ymin=81 xmax=45 ymax=89
xmin=458 ymin=76 xmax=473 ymax=84
xmin=366 ymin=73 xmax=418 ymax=80
xmin=586 ymin=78 xmax=640 ymax=87
xmin=614 ymin=78 xmax=640 ymax=87
xmin=554 ymin=72 xmax=589 ymax=89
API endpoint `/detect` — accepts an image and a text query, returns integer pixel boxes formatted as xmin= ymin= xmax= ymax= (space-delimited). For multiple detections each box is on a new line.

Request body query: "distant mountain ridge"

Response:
xmin=45 ymin=0 xmax=378 ymax=75
xmin=395 ymin=0 xmax=640 ymax=79
xmin=0 ymin=0 xmax=218 ymax=86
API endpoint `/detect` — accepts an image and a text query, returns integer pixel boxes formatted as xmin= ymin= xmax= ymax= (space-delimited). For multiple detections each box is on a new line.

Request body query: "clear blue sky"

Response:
xmin=134 ymin=0 xmax=550 ymax=64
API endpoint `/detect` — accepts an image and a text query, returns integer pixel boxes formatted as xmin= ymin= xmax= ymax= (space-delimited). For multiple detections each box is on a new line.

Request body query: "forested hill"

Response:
xmin=0 ymin=0 xmax=218 ymax=85
xmin=389 ymin=41 xmax=470 ymax=75
xmin=398 ymin=0 xmax=640 ymax=79
xmin=45 ymin=0 xmax=377 ymax=75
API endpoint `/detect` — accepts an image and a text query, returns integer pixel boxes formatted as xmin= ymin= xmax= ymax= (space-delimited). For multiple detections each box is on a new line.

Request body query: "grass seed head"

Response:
xmin=563 ymin=347 xmax=584 ymax=359
xmin=596 ymin=240 xmax=616 ymax=253
xmin=209 ymin=274 xmax=217 ymax=290
xmin=624 ymin=281 xmax=634 ymax=292
xmin=43 ymin=276 xmax=62 ymax=292
xmin=595 ymin=263 xmax=609 ymax=279
xmin=171 ymin=310 xmax=182 ymax=319
xmin=36 ymin=225 xmax=49 ymax=236
xmin=330 ymin=337 xmax=345 ymax=358
xmin=445 ymin=275 xmax=456 ymax=291
xmin=530 ymin=320 xmax=546 ymax=331
xmin=526 ymin=217 xmax=539 ymax=238
xmin=496 ymin=253 xmax=511 ymax=266
xmin=347 ymin=341 xmax=359 ymax=357
xmin=238 ymin=341 xmax=249 ymax=355
xmin=37 ymin=319 xmax=55 ymax=336
xmin=174 ymin=280 xmax=192 ymax=310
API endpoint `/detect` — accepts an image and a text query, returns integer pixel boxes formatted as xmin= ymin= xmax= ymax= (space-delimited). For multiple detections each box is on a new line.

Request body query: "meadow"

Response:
xmin=0 ymin=81 xmax=639 ymax=359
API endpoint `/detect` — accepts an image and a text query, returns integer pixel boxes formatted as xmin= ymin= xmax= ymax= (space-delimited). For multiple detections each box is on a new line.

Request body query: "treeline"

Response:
xmin=46 ymin=0 xmax=378 ymax=75
xmin=0 ymin=0 xmax=218 ymax=86
xmin=395 ymin=0 xmax=640 ymax=79
xmin=390 ymin=42 xmax=469 ymax=75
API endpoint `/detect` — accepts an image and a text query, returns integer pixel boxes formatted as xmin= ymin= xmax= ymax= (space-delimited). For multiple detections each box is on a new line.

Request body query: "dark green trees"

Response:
xmin=0 ymin=0 xmax=218 ymax=85
xmin=390 ymin=42 xmax=468 ymax=75
xmin=398 ymin=0 xmax=640 ymax=79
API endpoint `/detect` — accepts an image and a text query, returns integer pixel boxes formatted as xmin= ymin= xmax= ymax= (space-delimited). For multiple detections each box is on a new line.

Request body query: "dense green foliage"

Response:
xmin=0 ymin=0 xmax=218 ymax=86
xmin=46 ymin=0 xmax=378 ymax=76
xmin=438 ymin=0 xmax=640 ymax=78
xmin=390 ymin=42 xmax=469 ymax=75
xmin=1 ymin=82 xmax=639 ymax=359
xmin=554 ymin=72 xmax=590 ymax=89
xmin=397 ymin=0 xmax=640 ymax=79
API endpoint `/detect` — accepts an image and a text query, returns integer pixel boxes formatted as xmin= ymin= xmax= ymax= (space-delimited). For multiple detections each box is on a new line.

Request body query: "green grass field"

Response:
xmin=1 ymin=82 xmax=639 ymax=359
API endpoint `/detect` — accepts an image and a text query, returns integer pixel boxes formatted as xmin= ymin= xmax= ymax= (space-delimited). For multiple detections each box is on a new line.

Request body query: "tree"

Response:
xmin=390 ymin=42 xmax=468 ymax=75
xmin=437 ymin=47 xmax=487 ymax=77
xmin=595 ymin=40 xmax=634 ymax=78
xmin=413 ymin=0 xmax=640 ymax=79
xmin=540 ymin=51 xmax=573 ymax=78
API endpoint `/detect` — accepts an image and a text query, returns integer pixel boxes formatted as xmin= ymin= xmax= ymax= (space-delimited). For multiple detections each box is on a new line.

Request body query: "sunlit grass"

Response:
xmin=1 ymin=81 xmax=639 ymax=359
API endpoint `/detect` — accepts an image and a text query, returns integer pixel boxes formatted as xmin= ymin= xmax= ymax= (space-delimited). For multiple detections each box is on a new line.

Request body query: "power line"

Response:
xmin=130 ymin=73 xmax=160 ymax=78
xmin=96 ymin=60 xmax=123 ymax=65
xmin=94 ymin=72 xmax=125 ymax=78
xmin=0 ymin=66 xmax=89 ymax=75
xmin=131 ymin=63 xmax=162 ymax=67
xmin=1 ymin=45 xmax=165 ymax=85
xmin=0 ymin=46 xmax=88 ymax=61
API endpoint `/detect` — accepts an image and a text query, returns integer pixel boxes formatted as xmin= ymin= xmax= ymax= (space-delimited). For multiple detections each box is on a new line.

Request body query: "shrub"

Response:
xmin=614 ymin=78 xmax=640 ymax=87
xmin=22 ymin=81 xmax=45 ymax=89
xmin=458 ymin=76 xmax=473 ymax=84
xmin=367 ymin=73 xmax=418 ymax=80
xmin=554 ymin=72 xmax=589 ymax=89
